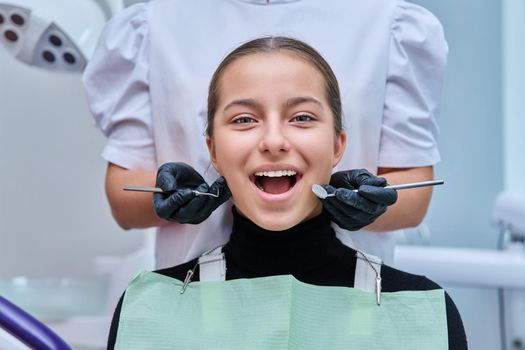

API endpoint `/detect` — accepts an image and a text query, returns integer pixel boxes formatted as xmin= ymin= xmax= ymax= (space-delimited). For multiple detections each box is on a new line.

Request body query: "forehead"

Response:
xmin=217 ymin=51 xmax=327 ymax=102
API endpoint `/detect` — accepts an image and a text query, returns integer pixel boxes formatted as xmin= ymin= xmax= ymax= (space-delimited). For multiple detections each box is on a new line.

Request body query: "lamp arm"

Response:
xmin=93 ymin=0 xmax=124 ymax=19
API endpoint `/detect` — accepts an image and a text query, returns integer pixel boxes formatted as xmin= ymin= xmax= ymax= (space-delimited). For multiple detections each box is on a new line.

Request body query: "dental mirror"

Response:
xmin=312 ymin=180 xmax=444 ymax=199
xmin=311 ymin=184 xmax=335 ymax=199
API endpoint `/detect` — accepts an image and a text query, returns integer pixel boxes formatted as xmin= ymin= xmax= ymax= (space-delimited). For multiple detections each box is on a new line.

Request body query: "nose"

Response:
xmin=258 ymin=119 xmax=290 ymax=155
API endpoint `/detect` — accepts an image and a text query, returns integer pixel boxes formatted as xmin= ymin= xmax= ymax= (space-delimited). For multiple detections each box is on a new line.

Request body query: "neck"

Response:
xmin=224 ymin=207 xmax=341 ymax=275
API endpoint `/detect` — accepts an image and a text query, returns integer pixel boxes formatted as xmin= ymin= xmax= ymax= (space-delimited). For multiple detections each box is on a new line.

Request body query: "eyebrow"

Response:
xmin=223 ymin=99 xmax=259 ymax=112
xmin=223 ymin=96 xmax=323 ymax=112
xmin=284 ymin=96 xmax=324 ymax=109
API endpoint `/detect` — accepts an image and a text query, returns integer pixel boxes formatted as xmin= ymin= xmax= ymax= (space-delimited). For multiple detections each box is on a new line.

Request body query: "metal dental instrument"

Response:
xmin=123 ymin=186 xmax=220 ymax=197
xmin=312 ymin=179 xmax=445 ymax=199
xmin=123 ymin=186 xmax=165 ymax=193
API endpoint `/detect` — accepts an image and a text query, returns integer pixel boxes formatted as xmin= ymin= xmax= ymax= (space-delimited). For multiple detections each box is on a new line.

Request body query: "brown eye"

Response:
xmin=233 ymin=116 xmax=257 ymax=124
xmin=292 ymin=114 xmax=314 ymax=123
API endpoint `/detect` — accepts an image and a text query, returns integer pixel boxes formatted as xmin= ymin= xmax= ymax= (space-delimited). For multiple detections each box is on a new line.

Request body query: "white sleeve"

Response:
xmin=82 ymin=4 xmax=156 ymax=171
xmin=378 ymin=1 xmax=448 ymax=168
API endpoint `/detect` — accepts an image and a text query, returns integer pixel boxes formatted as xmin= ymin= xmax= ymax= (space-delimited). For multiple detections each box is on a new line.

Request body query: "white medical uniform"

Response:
xmin=83 ymin=0 xmax=447 ymax=268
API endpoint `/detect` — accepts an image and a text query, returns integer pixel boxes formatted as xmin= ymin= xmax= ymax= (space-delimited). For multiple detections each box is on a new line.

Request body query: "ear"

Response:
xmin=332 ymin=131 xmax=346 ymax=167
xmin=206 ymin=136 xmax=220 ymax=172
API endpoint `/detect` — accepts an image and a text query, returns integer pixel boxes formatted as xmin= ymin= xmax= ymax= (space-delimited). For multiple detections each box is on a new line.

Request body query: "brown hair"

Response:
xmin=206 ymin=36 xmax=342 ymax=137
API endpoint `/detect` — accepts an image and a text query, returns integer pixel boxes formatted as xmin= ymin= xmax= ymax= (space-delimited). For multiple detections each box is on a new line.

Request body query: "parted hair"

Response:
xmin=206 ymin=36 xmax=342 ymax=137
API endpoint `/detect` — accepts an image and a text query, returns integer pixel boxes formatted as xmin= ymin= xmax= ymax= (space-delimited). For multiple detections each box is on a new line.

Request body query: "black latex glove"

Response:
xmin=320 ymin=169 xmax=398 ymax=231
xmin=153 ymin=162 xmax=231 ymax=224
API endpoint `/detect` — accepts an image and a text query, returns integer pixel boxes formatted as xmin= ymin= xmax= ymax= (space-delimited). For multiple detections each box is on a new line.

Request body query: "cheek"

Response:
xmin=294 ymin=132 xmax=337 ymax=181
xmin=314 ymin=151 xmax=335 ymax=183
xmin=212 ymin=133 xmax=246 ymax=179
xmin=212 ymin=143 xmax=231 ymax=176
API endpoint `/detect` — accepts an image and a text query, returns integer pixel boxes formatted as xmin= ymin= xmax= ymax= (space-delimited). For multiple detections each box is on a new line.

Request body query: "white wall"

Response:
xmin=414 ymin=0 xmax=504 ymax=249
xmin=503 ymin=0 xmax=525 ymax=196
xmin=410 ymin=1 xmax=507 ymax=349
xmin=0 ymin=48 xmax=143 ymax=278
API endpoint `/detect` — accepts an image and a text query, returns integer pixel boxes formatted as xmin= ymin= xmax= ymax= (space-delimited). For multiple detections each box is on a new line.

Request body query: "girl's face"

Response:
xmin=207 ymin=52 xmax=346 ymax=231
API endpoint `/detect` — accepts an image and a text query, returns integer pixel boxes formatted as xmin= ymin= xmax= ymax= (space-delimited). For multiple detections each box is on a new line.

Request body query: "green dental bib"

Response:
xmin=115 ymin=271 xmax=448 ymax=349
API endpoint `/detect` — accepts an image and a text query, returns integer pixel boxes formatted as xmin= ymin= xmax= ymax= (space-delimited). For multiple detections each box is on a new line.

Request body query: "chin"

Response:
xmin=254 ymin=219 xmax=296 ymax=232
xmin=248 ymin=205 xmax=322 ymax=232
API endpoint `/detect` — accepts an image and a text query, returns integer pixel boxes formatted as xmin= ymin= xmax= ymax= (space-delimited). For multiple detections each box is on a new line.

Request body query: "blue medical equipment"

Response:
xmin=0 ymin=295 xmax=72 ymax=350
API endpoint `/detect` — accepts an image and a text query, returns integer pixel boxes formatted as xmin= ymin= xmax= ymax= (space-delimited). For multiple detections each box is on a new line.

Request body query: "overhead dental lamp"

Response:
xmin=0 ymin=0 xmax=123 ymax=73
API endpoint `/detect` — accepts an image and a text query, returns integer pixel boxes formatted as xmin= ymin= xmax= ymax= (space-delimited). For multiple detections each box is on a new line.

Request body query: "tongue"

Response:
xmin=260 ymin=176 xmax=292 ymax=194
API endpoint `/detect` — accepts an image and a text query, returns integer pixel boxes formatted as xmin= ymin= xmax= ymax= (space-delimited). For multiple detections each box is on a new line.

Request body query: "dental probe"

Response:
xmin=123 ymin=186 xmax=220 ymax=197
xmin=312 ymin=180 xmax=444 ymax=199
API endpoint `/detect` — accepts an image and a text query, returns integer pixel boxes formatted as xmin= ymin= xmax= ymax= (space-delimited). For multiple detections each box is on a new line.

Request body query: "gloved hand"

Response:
xmin=153 ymin=162 xmax=231 ymax=224
xmin=319 ymin=169 xmax=398 ymax=231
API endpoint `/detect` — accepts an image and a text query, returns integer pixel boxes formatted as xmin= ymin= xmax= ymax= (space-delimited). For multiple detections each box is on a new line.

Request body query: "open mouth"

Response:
xmin=250 ymin=170 xmax=301 ymax=195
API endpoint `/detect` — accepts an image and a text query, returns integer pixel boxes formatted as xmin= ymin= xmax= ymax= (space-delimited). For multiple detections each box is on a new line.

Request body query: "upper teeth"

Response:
xmin=255 ymin=170 xmax=297 ymax=177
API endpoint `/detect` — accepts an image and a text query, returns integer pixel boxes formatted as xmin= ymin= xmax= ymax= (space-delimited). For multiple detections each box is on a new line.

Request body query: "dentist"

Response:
xmin=83 ymin=0 xmax=447 ymax=268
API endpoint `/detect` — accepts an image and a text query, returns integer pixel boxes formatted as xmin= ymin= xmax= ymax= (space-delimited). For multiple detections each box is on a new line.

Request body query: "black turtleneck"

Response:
xmin=107 ymin=209 xmax=467 ymax=349
xmin=222 ymin=209 xmax=357 ymax=285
